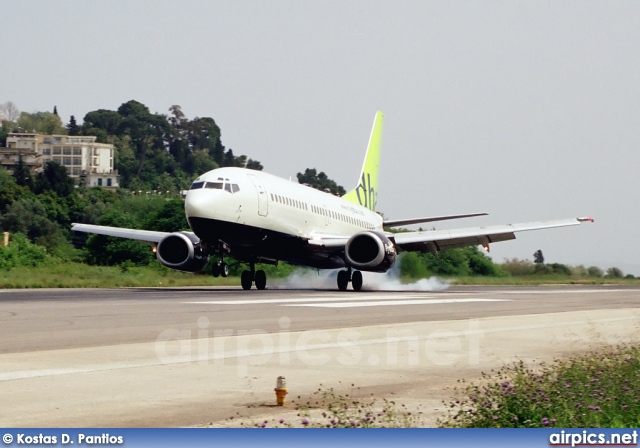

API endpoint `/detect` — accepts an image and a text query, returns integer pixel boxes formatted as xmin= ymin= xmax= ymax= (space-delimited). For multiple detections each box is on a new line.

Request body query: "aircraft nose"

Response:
xmin=184 ymin=190 xmax=210 ymax=218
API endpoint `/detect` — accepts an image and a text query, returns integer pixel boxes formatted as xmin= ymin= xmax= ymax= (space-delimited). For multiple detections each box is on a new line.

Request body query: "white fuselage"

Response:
xmin=185 ymin=167 xmax=383 ymax=242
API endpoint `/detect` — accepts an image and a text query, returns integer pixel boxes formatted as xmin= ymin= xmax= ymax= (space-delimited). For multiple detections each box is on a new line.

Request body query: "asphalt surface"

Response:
xmin=0 ymin=285 xmax=639 ymax=427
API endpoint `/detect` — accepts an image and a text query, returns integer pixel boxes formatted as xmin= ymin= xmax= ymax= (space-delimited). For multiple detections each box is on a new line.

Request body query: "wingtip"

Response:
xmin=577 ymin=217 xmax=594 ymax=223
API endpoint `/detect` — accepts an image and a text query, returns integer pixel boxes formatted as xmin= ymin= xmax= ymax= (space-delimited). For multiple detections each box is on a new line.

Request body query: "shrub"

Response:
xmin=440 ymin=345 xmax=640 ymax=428
xmin=606 ymin=267 xmax=624 ymax=278
xmin=500 ymin=258 xmax=535 ymax=276
xmin=587 ymin=266 xmax=604 ymax=278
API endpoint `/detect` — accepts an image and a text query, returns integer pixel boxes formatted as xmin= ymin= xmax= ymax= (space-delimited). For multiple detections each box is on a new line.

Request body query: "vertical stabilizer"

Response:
xmin=342 ymin=111 xmax=383 ymax=211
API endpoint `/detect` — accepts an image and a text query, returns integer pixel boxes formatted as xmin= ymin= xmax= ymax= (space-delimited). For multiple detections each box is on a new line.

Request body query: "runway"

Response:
xmin=0 ymin=286 xmax=639 ymax=426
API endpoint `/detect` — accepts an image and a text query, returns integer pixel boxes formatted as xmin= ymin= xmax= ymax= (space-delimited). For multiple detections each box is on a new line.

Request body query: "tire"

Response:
xmin=241 ymin=270 xmax=253 ymax=290
xmin=255 ymin=270 xmax=267 ymax=290
xmin=337 ymin=270 xmax=349 ymax=291
xmin=351 ymin=270 xmax=363 ymax=291
xmin=211 ymin=262 xmax=221 ymax=278
xmin=221 ymin=262 xmax=230 ymax=278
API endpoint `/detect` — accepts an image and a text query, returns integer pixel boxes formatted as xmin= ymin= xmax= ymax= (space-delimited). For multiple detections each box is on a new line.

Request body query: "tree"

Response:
xmin=67 ymin=115 xmax=80 ymax=135
xmin=35 ymin=161 xmax=75 ymax=196
xmin=13 ymin=154 xmax=33 ymax=190
xmin=17 ymin=111 xmax=66 ymax=135
xmin=83 ymin=109 xmax=123 ymax=136
xmin=0 ymin=101 xmax=20 ymax=122
xmin=297 ymin=168 xmax=346 ymax=195
xmin=116 ymin=100 xmax=168 ymax=176
xmin=533 ymin=250 xmax=544 ymax=264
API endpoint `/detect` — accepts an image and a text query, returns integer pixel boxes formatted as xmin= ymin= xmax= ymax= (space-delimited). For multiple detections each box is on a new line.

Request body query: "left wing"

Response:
xmin=71 ymin=223 xmax=172 ymax=243
xmin=391 ymin=217 xmax=594 ymax=253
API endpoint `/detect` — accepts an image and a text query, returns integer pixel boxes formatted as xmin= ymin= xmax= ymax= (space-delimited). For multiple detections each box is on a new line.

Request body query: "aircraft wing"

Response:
xmin=71 ymin=223 xmax=172 ymax=243
xmin=390 ymin=217 xmax=594 ymax=253
xmin=383 ymin=212 xmax=488 ymax=228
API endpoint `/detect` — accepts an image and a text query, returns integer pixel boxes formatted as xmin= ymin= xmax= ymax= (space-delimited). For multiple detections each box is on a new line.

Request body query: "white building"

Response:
xmin=4 ymin=133 xmax=119 ymax=189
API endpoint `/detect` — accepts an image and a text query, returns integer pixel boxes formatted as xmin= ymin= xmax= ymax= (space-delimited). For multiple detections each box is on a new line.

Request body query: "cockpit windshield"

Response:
xmin=190 ymin=177 xmax=240 ymax=193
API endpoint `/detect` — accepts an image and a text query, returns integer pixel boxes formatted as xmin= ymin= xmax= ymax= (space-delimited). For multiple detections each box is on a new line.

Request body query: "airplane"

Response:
xmin=72 ymin=111 xmax=593 ymax=291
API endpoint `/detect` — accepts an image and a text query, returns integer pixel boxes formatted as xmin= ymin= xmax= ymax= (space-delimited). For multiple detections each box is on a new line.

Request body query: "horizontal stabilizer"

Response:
xmin=383 ymin=213 xmax=488 ymax=228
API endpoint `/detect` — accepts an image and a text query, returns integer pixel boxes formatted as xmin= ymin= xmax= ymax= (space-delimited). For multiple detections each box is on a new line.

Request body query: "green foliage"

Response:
xmin=35 ymin=161 xmax=76 ymax=196
xmin=83 ymin=209 xmax=154 ymax=266
xmin=400 ymin=252 xmax=430 ymax=279
xmin=297 ymin=168 xmax=346 ymax=195
xmin=440 ymin=345 xmax=640 ymax=428
xmin=0 ymin=198 xmax=64 ymax=251
xmin=606 ymin=267 xmax=624 ymax=278
xmin=588 ymin=266 xmax=604 ymax=278
xmin=17 ymin=111 xmax=66 ymax=135
xmin=500 ymin=258 xmax=536 ymax=276
xmin=0 ymin=233 xmax=53 ymax=270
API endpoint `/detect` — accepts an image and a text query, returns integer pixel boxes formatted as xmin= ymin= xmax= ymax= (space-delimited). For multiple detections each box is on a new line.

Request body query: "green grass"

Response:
xmin=0 ymin=262 xmax=239 ymax=289
xmin=1 ymin=261 xmax=639 ymax=289
xmin=450 ymin=275 xmax=640 ymax=286
xmin=439 ymin=345 xmax=640 ymax=428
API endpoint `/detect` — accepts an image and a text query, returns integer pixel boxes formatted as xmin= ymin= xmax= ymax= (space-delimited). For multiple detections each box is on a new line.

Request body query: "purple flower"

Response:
xmin=564 ymin=382 xmax=572 ymax=388
xmin=279 ymin=418 xmax=285 ymax=424
xmin=542 ymin=417 xmax=549 ymax=426
xmin=301 ymin=418 xmax=309 ymax=426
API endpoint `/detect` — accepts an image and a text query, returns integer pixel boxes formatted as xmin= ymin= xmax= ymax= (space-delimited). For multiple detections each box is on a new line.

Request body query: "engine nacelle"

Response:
xmin=156 ymin=232 xmax=209 ymax=272
xmin=345 ymin=230 xmax=397 ymax=272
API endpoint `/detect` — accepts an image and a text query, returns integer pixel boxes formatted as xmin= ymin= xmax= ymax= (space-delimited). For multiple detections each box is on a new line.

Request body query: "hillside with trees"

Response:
xmin=0 ymin=100 xmax=631 ymax=284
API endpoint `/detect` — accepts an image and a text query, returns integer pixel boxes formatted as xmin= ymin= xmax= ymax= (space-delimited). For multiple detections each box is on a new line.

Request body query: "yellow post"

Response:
xmin=274 ymin=376 xmax=287 ymax=406
xmin=3 ymin=232 xmax=8 ymax=247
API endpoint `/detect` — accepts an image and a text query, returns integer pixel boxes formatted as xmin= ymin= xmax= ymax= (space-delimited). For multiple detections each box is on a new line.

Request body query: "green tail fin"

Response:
xmin=342 ymin=111 xmax=383 ymax=211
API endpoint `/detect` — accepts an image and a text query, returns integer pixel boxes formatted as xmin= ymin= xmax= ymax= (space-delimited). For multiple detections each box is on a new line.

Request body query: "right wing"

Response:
xmin=390 ymin=217 xmax=594 ymax=253
xmin=71 ymin=223 xmax=173 ymax=243
xmin=383 ymin=212 xmax=488 ymax=228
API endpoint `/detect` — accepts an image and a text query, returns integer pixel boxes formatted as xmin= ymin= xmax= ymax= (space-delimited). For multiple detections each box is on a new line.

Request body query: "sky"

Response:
xmin=2 ymin=1 xmax=639 ymax=274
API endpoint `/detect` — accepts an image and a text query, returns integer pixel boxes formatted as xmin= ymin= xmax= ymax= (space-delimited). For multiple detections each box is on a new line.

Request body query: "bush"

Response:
xmin=587 ymin=266 xmax=604 ymax=278
xmin=500 ymin=258 xmax=535 ymax=276
xmin=440 ymin=345 xmax=640 ymax=428
xmin=606 ymin=267 xmax=624 ymax=278
xmin=0 ymin=233 xmax=53 ymax=270
xmin=548 ymin=263 xmax=572 ymax=276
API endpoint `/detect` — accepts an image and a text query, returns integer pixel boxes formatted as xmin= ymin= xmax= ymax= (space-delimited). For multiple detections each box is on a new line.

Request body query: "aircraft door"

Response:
xmin=247 ymin=174 xmax=268 ymax=217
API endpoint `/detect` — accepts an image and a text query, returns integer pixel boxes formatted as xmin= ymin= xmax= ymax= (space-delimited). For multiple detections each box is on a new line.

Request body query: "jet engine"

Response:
xmin=345 ymin=230 xmax=397 ymax=272
xmin=156 ymin=232 xmax=209 ymax=272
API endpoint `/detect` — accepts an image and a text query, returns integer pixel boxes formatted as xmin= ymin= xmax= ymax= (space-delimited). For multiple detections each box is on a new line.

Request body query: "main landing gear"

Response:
xmin=241 ymin=262 xmax=267 ymax=290
xmin=337 ymin=267 xmax=363 ymax=292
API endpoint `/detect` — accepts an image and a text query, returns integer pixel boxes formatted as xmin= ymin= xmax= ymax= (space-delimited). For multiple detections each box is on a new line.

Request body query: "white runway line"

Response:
xmin=185 ymin=294 xmax=436 ymax=305
xmin=285 ymin=298 xmax=510 ymax=308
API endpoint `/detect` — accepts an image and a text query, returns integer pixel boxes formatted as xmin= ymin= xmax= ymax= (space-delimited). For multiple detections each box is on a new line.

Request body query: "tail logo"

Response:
xmin=355 ymin=172 xmax=377 ymax=211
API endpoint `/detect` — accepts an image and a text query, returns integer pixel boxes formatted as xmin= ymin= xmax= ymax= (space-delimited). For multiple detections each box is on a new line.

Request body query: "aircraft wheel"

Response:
xmin=337 ymin=270 xmax=349 ymax=291
xmin=211 ymin=262 xmax=221 ymax=278
xmin=352 ymin=271 xmax=363 ymax=291
xmin=255 ymin=270 xmax=267 ymax=290
xmin=241 ymin=270 xmax=253 ymax=290
xmin=220 ymin=262 xmax=230 ymax=278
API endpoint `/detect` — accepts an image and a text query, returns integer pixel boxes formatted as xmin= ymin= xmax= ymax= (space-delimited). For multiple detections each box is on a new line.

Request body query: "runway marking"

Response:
xmin=186 ymin=297 xmax=509 ymax=308
xmin=284 ymin=298 xmax=509 ymax=308
xmin=185 ymin=294 xmax=438 ymax=305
